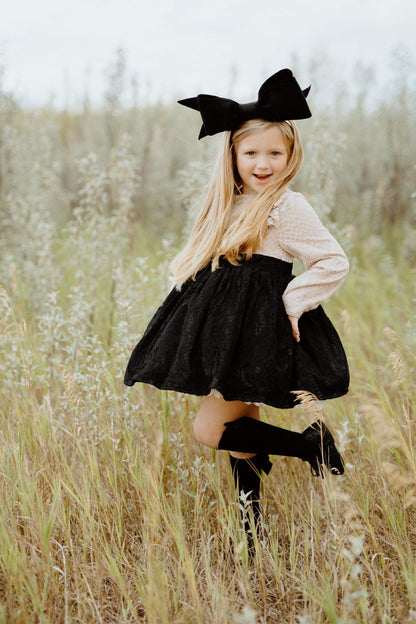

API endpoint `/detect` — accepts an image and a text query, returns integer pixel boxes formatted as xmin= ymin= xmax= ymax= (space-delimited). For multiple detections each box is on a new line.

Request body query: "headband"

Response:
xmin=178 ymin=69 xmax=311 ymax=140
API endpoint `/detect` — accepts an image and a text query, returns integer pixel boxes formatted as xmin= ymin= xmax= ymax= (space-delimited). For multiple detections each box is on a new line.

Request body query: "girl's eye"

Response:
xmin=271 ymin=151 xmax=281 ymax=156
xmin=246 ymin=151 xmax=256 ymax=156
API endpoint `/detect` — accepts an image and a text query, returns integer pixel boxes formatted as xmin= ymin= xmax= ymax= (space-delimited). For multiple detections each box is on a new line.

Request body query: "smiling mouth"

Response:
xmin=254 ymin=174 xmax=272 ymax=181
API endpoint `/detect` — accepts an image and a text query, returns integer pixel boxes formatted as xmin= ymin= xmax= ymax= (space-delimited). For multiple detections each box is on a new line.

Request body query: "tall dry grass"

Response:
xmin=1 ymin=250 xmax=415 ymax=623
xmin=0 ymin=56 xmax=416 ymax=622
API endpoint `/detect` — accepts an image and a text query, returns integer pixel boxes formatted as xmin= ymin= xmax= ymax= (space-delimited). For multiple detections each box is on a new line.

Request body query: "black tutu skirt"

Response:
xmin=124 ymin=254 xmax=349 ymax=409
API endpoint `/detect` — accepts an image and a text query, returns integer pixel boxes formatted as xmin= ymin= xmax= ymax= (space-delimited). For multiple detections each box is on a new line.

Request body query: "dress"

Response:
xmin=124 ymin=190 xmax=350 ymax=409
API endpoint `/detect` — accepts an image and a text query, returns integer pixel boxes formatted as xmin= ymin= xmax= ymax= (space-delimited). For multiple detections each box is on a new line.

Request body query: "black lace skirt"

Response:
xmin=124 ymin=254 xmax=349 ymax=409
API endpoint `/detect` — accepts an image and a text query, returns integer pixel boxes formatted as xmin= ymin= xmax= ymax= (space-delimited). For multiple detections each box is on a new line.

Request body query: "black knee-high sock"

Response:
xmin=219 ymin=417 xmax=344 ymax=476
xmin=219 ymin=417 xmax=310 ymax=458
xmin=229 ymin=452 xmax=272 ymax=540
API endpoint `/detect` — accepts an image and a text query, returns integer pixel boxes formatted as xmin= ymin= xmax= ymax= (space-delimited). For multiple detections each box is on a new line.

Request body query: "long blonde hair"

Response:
xmin=170 ymin=118 xmax=304 ymax=285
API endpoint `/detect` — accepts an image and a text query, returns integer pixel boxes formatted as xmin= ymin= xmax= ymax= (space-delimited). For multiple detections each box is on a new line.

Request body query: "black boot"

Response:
xmin=218 ymin=417 xmax=344 ymax=477
xmin=229 ymin=452 xmax=272 ymax=551
xmin=302 ymin=420 xmax=345 ymax=476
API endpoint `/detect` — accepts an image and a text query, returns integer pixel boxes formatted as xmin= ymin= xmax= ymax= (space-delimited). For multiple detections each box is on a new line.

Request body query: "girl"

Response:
xmin=124 ymin=69 xmax=349 ymax=545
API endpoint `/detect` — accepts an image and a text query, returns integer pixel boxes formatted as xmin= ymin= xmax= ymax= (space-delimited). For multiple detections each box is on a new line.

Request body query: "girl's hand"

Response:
xmin=288 ymin=315 xmax=300 ymax=342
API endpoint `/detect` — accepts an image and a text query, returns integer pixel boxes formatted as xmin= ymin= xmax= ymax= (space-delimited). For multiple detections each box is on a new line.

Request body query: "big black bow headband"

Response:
xmin=178 ymin=69 xmax=311 ymax=140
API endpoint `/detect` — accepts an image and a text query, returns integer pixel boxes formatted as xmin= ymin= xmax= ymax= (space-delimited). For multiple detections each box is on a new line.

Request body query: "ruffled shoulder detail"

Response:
xmin=267 ymin=189 xmax=297 ymax=226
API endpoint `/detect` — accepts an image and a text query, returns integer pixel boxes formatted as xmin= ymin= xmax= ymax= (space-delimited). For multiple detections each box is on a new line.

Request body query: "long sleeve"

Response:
xmin=261 ymin=192 xmax=349 ymax=319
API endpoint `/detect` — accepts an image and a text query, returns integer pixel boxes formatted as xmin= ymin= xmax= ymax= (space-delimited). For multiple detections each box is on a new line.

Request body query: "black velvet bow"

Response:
xmin=178 ymin=69 xmax=311 ymax=139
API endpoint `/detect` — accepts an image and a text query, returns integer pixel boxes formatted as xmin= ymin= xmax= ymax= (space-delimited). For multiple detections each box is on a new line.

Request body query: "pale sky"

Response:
xmin=1 ymin=0 xmax=416 ymax=108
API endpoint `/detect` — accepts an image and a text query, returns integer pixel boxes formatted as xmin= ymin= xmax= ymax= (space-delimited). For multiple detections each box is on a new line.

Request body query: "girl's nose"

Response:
xmin=256 ymin=156 xmax=269 ymax=170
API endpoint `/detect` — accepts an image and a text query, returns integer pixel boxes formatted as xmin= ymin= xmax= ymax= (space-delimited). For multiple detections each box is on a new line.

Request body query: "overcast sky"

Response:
xmin=1 ymin=0 xmax=416 ymax=108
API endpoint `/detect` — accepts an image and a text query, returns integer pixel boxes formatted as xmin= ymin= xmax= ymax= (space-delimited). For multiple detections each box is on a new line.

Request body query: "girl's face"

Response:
xmin=234 ymin=126 xmax=289 ymax=194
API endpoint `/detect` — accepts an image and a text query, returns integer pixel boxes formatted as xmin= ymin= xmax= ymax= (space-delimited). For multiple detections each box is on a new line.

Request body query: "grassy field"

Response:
xmin=0 ymin=65 xmax=416 ymax=621
xmin=1 ymin=216 xmax=415 ymax=623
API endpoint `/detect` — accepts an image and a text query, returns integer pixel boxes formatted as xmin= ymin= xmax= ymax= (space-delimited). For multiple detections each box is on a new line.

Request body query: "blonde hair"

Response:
xmin=170 ymin=118 xmax=304 ymax=285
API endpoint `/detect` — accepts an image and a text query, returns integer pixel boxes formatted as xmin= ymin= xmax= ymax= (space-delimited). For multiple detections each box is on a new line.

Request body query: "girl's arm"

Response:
xmin=271 ymin=192 xmax=349 ymax=322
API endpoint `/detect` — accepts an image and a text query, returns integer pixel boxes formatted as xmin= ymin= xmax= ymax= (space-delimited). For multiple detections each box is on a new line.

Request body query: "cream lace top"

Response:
xmin=232 ymin=189 xmax=349 ymax=319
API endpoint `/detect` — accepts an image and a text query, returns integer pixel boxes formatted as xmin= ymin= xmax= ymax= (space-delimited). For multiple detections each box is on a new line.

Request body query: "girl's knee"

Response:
xmin=193 ymin=397 xmax=260 ymax=448
xmin=193 ymin=414 xmax=220 ymax=448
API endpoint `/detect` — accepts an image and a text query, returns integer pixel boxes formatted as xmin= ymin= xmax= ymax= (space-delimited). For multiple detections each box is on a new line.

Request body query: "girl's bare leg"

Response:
xmin=193 ymin=394 xmax=260 ymax=459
